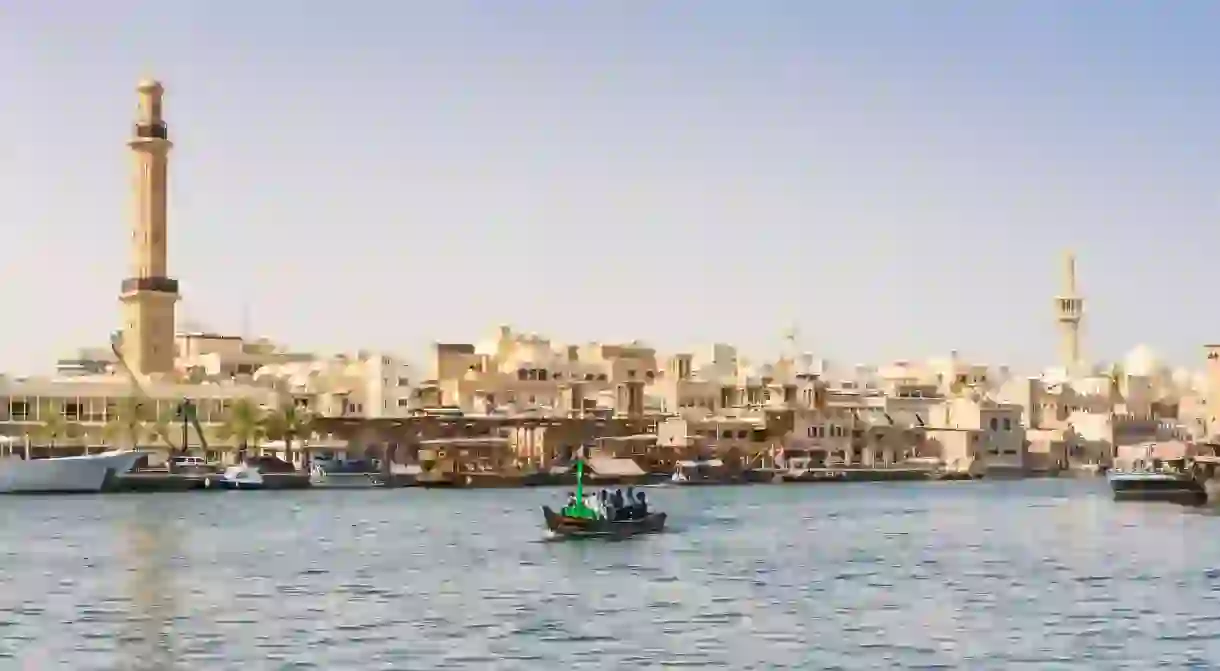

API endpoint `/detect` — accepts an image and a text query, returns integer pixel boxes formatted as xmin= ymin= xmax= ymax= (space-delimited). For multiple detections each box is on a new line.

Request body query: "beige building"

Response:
xmin=924 ymin=396 xmax=1026 ymax=473
xmin=421 ymin=324 xmax=657 ymax=413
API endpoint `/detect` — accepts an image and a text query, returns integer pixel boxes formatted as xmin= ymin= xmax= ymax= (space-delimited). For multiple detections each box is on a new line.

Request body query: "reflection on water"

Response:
xmin=118 ymin=505 xmax=183 ymax=670
xmin=2 ymin=480 xmax=1220 ymax=668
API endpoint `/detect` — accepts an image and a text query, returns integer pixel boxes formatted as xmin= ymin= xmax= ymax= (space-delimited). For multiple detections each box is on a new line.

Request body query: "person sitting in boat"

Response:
xmin=635 ymin=490 xmax=648 ymax=516
xmin=610 ymin=489 xmax=626 ymax=520
xmin=598 ymin=490 xmax=611 ymax=519
xmin=566 ymin=491 xmax=576 ymax=508
xmin=624 ymin=486 xmax=638 ymax=519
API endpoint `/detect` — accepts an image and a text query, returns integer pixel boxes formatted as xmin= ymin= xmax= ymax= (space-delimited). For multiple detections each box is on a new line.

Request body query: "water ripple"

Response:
xmin=0 ymin=479 xmax=1216 ymax=667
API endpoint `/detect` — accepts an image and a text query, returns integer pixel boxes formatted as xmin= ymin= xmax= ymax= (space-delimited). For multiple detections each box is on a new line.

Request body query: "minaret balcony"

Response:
xmin=121 ymin=277 xmax=179 ymax=295
xmin=132 ymin=123 xmax=169 ymax=140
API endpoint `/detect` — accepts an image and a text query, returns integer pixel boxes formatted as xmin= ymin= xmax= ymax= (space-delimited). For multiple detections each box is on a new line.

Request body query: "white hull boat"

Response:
xmin=0 ymin=450 xmax=146 ymax=494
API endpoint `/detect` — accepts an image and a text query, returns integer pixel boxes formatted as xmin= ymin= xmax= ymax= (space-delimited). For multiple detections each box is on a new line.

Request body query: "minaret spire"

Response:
xmin=1054 ymin=250 xmax=1083 ymax=368
xmin=118 ymin=78 xmax=180 ymax=376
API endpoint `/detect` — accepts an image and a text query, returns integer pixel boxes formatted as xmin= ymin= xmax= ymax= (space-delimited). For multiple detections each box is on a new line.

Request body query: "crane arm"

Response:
xmin=109 ymin=333 xmax=182 ymax=452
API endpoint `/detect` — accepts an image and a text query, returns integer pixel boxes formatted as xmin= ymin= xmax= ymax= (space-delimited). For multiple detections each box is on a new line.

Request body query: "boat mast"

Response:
xmin=574 ymin=445 xmax=585 ymax=502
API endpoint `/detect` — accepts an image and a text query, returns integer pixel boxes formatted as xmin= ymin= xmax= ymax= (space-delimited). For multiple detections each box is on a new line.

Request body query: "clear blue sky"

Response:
xmin=3 ymin=1 xmax=1219 ymax=374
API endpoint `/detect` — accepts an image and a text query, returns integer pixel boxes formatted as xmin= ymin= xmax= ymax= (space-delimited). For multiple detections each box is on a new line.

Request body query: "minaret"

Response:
xmin=1054 ymin=251 xmax=1084 ymax=368
xmin=119 ymin=79 xmax=179 ymax=376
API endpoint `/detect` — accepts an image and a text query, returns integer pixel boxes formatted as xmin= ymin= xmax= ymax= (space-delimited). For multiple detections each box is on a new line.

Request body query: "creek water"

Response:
xmin=1 ymin=478 xmax=1217 ymax=669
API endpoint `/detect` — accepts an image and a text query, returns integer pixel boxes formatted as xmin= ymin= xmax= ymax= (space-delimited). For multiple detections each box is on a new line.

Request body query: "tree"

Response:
xmin=218 ymin=398 xmax=265 ymax=460
xmin=36 ymin=404 xmax=78 ymax=451
xmin=262 ymin=400 xmax=314 ymax=466
xmin=103 ymin=396 xmax=149 ymax=450
xmin=149 ymin=406 xmax=183 ymax=454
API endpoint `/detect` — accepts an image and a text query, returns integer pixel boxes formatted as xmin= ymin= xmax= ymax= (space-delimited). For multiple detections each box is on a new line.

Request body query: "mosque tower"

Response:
xmin=1054 ymin=251 xmax=1084 ymax=369
xmin=118 ymin=79 xmax=179 ymax=376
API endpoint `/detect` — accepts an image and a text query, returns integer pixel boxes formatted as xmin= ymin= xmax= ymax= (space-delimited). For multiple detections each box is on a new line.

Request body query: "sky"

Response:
xmin=2 ymin=0 xmax=1220 ymax=375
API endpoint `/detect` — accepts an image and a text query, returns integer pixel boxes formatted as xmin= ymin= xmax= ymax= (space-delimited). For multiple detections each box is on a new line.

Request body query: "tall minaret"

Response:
xmin=1054 ymin=251 xmax=1084 ymax=368
xmin=119 ymin=79 xmax=179 ymax=376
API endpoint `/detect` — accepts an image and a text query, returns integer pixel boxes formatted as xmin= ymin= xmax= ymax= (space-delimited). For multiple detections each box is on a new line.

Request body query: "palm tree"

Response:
xmin=218 ymin=398 xmax=265 ymax=461
xmin=103 ymin=396 xmax=149 ymax=450
xmin=36 ymin=405 xmax=77 ymax=453
xmin=262 ymin=400 xmax=314 ymax=467
xmin=149 ymin=406 xmax=184 ymax=454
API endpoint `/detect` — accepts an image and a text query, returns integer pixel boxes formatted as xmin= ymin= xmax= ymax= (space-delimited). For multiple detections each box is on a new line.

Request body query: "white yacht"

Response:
xmin=0 ymin=450 xmax=146 ymax=494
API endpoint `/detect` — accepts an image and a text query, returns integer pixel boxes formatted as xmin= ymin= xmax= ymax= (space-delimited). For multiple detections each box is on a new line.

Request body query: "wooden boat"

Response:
xmin=541 ymin=452 xmax=666 ymax=538
xmin=542 ymin=505 xmax=666 ymax=538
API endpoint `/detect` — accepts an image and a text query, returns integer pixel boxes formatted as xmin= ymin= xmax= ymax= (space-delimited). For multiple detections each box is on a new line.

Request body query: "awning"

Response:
xmin=587 ymin=456 xmax=645 ymax=477
xmin=677 ymin=459 xmax=724 ymax=468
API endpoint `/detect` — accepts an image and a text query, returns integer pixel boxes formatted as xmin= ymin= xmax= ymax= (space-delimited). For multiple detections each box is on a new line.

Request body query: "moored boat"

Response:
xmin=671 ymin=458 xmax=742 ymax=485
xmin=0 ymin=449 xmax=147 ymax=494
xmin=218 ymin=456 xmax=311 ymax=490
xmin=1109 ymin=445 xmax=1206 ymax=505
xmin=1108 ymin=469 xmax=1206 ymax=505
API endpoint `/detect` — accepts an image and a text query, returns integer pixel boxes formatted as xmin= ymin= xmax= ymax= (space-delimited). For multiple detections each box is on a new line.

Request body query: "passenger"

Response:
xmin=611 ymin=489 xmax=625 ymax=519
xmin=599 ymin=490 xmax=610 ymax=518
xmin=625 ymin=486 xmax=637 ymax=519
xmin=566 ymin=491 xmax=576 ymax=508
xmin=636 ymin=491 xmax=648 ymax=516
xmin=583 ymin=492 xmax=599 ymax=516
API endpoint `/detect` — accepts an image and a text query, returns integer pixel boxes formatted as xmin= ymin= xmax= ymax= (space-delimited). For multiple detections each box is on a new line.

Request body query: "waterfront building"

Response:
xmin=924 ymin=395 xmax=1027 ymax=474
xmin=421 ymin=324 xmax=657 ymax=412
xmin=0 ymin=80 xmax=410 ymax=463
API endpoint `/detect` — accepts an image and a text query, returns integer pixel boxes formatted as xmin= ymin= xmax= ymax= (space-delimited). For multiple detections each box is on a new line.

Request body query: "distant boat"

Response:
xmin=1108 ymin=459 xmax=1206 ymax=506
xmin=218 ymin=456 xmax=310 ymax=490
xmin=0 ymin=450 xmax=146 ymax=494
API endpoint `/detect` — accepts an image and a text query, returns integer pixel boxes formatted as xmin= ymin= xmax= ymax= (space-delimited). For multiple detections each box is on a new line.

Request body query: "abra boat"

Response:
xmin=540 ymin=455 xmax=666 ymax=539
xmin=542 ymin=505 xmax=667 ymax=538
xmin=1108 ymin=461 xmax=1206 ymax=505
xmin=0 ymin=449 xmax=146 ymax=494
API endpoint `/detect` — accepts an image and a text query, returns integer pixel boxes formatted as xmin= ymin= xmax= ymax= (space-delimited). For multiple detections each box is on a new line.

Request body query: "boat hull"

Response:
xmin=0 ymin=451 xmax=145 ymax=494
xmin=1109 ymin=473 xmax=1207 ymax=505
xmin=541 ymin=505 xmax=666 ymax=538
xmin=310 ymin=472 xmax=384 ymax=489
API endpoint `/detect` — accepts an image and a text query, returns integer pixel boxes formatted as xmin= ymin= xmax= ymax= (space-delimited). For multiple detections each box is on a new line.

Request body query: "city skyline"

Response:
xmin=4 ymin=2 xmax=1220 ymax=372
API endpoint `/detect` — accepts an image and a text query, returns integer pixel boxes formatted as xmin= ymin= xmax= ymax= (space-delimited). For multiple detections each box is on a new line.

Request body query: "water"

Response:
xmin=0 ymin=479 xmax=1218 ymax=669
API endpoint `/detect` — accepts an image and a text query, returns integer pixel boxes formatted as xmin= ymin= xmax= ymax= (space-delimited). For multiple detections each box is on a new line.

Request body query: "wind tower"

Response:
xmin=118 ymin=79 xmax=179 ymax=376
xmin=1054 ymin=251 xmax=1084 ymax=369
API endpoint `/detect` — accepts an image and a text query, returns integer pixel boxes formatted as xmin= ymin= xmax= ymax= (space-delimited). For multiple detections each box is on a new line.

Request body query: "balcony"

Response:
xmin=121 ymin=277 xmax=179 ymax=295
xmin=133 ymin=123 xmax=168 ymax=140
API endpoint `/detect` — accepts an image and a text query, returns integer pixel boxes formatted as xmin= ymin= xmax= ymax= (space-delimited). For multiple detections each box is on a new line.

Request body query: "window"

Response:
xmin=645 ymin=371 xmax=655 ymax=381
xmin=721 ymin=430 xmax=732 ymax=439
xmin=63 ymin=403 xmax=82 ymax=420
xmin=539 ymin=370 xmax=548 ymax=381
xmin=989 ymin=418 xmax=998 ymax=431
xmin=597 ymin=374 xmax=607 ymax=382
xmin=10 ymin=401 xmax=29 ymax=421
xmin=517 ymin=368 xmax=528 ymax=381
xmin=737 ymin=430 xmax=748 ymax=439
xmin=1003 ymin=418 xmax=1011 ymax=431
